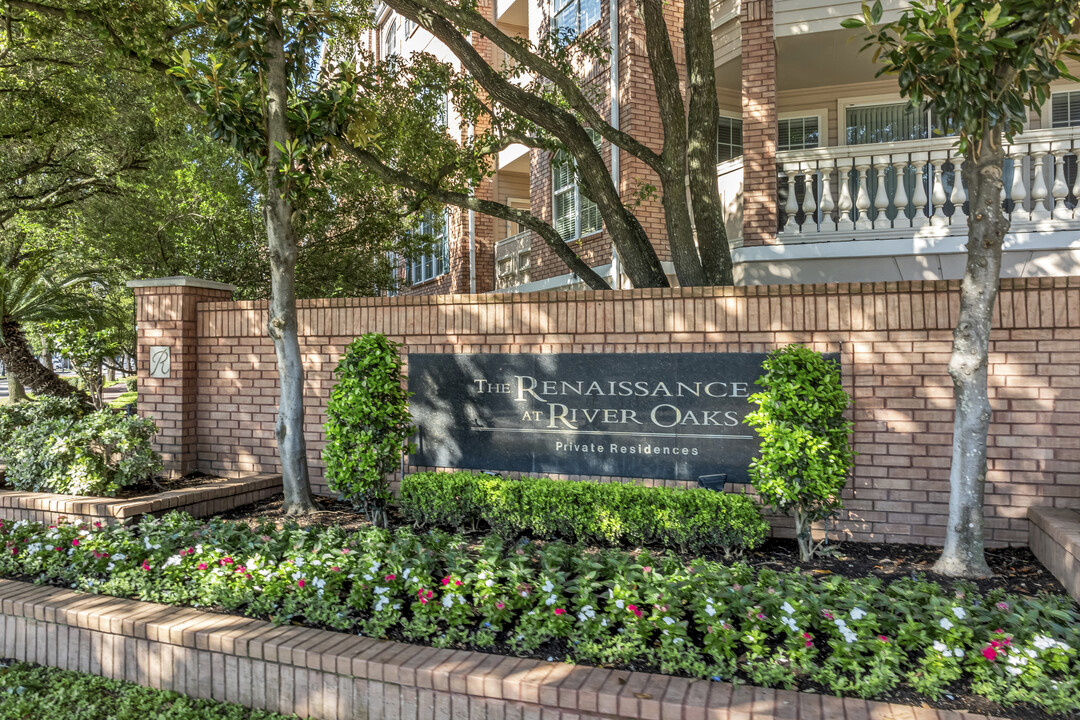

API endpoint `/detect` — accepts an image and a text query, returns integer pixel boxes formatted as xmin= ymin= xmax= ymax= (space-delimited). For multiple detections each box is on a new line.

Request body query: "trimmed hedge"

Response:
xmin=399 ymin=471 xmax=768 ymax=554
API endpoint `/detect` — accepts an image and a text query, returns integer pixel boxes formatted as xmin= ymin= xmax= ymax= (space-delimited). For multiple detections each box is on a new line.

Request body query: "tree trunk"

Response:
xmin=0 ymin=320 xmax=88 ymax=402
xmin=264 ymin=9 xmax=316 ymax=515
xmin=683 ymin=0 xmax=734 ymax=286
xmin=7 ymin=371 xmax=27 ymax=404
xmin=933 ymin=127 xmax=1006 ymax=579
xmin=637 ymin=0 xmax=705 ymax=287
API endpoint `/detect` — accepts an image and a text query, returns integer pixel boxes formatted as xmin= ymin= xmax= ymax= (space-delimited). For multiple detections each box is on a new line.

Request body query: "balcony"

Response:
xmin=495 ymin=231 xmax=531 ymax=290
xmin=774 ymin=127 xmax=1080 ymax=242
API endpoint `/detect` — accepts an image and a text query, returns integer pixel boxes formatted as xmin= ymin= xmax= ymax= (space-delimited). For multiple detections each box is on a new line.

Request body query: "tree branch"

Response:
xmin=330 ymin=135 xmax=612 ymax=290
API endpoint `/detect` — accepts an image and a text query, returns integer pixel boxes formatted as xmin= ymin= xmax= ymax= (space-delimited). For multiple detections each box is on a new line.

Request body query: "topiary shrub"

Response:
xmin=0 ymin=401 xmax=161 ymax=496
xmin=399 ymin=472 xmax=769 ymax=554
xmin=744 ymin=345 xmax=855 ymax=561
xmin=322 ymin=333 xmax=415 ymax=527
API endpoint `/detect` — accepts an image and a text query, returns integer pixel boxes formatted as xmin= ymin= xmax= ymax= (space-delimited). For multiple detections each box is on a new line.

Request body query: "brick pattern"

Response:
xmin=739 ymin=0 xmax=778 ymax=247
xmin=0 ymin=578 xmax=1008 ymax=720
xmin=156 ymin=277 xmax=1080 ymax=548
xmin=134 ymin=284 xmax=236 ymax=476
xmin=1028 ymin=507 xmax=1080 ymax=602
xmin=0 ymin=475 xmax=281 ymax=527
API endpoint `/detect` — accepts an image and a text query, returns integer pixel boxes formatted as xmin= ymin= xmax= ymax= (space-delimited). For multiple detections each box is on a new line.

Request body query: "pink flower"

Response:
xmin=141 ymin=561 xmax=151 ymax=571
xmin=627 ymin=604 xmax=643 ymax=618
xmin=332 ymin=567 xmax=341 ymax=573
xmin=554 ymin=608 xmax=566 ymax=616
xmin=455 ymin=580 xmax=463 ymax=586
xmin=643 ymin=567 xmax=652 ymax=573
xmin=297 ymin=579 xmax=306 ymax=588
xmin=878 ymin=636 xmax=890 ymax=644
xmin=822 ymin=610 xmax=834 ymax=621
xmin=996 ymin=602 xmax=1010 ymax=611
xmin=442 ymin=577 xmax=451 ymax=586
xmin=71 ymin=539 xmax=79 ymax=547
xmin=982 ymin=645 xmax=998 ymax=662
xmin=197 ymin=563 xmax=208 ymax=570
xmin=496 ymin=602 xmax=505 ymax=610
xmin=93 ymin=522 xmax=102 ymax=528
xmin=384 ymin=574 xmax=395 ymax=580
xmin=220 ymin=557 xmax=234 ymax=566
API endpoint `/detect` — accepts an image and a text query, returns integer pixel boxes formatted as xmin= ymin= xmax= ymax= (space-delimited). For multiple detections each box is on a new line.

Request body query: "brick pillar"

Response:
xmin=740 ymin=0 xmax=778 ymax=247
xmin=126 ymin=277 xmax=235 ymax=477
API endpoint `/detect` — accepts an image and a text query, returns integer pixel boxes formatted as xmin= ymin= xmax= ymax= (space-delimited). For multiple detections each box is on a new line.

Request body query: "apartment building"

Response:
xmin=376 ymin=0 xmax=1080 ymax=295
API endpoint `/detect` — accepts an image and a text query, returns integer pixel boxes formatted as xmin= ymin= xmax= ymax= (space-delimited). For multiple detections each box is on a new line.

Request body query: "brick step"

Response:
xmin=0 ymin=578 xmax=1004 ymax=720
xmin=1028 ymin=506 xmax=1080 ymax=602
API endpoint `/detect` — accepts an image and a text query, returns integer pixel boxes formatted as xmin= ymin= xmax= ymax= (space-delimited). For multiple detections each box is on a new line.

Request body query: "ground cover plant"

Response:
xmin=0 ymin=661 xmax=291 ymax=720
xmin=0 ymin=396 xmax=161 ymax=496
xmin=1 ymin=512 xmax=1077 ymax=715
xmin=400 ymin=472 xmax=768 ymax=555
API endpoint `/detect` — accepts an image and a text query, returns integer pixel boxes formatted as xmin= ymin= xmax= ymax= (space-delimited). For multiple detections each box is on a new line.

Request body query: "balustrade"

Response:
xmin=775 ymin=128 xmax=1080 ymax=238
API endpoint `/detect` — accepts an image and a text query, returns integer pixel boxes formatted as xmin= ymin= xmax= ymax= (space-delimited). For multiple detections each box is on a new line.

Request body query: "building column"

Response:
xmin=126 ymin=277 xmax=235 ymax=477
xmin=740 ymin=0 xmax=778 ymax=247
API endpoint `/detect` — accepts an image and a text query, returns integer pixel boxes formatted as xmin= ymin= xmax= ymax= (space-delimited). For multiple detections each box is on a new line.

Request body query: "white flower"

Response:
xmin=849 ymin=607 xmax=866 ymax=621
xmin=485 ymin=580 xmax=494 ymax=588
xmin=954 ymin=648 xmax=965 ymax=658
xmin=545 ymin=594 xmax=558 ymax=606
xmin=705 ymin=605 xmax=716 ymax=617
xmin=663 ymin=617 xmax=676 ymax=626
xmin=541 ymin=580 xmax=554 ymax=593
xmin=402 ymin=568 xmax=411 ymax=580
xmin=442 ymin=594 xmax=454 ymax=608
xmin=939 ymin=618 xmax=953 ymax=630
xmin=615 ymin=599 xmax=625 ymax=610
xmin=781 ymin=602 xmax=795 ymax=615
xmin=294 ymin=557 xmax=305 ymax=567
xmin=44 ymin=545 xmax=54 ymax=552
xmin=952 ymin=607 xmax=967 ymax=620
xmin=932 ymin=640 xmax=948 ymax=653
xmin=780 ymin=616 xmax=799 ymax=632
xmin=311 ymin=559 xmax=322 ymax=566
xmin=1006 ymin=666 xmax=1023 ymax=677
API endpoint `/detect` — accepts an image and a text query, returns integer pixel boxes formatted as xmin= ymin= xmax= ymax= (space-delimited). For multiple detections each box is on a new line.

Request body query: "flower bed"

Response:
xmin=2 ymin=512 xmax=1079 ymax=716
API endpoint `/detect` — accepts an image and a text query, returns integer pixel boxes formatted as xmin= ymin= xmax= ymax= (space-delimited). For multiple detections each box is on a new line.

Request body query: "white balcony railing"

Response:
xmin=776 ymin=127 xmax=1080 ymax=242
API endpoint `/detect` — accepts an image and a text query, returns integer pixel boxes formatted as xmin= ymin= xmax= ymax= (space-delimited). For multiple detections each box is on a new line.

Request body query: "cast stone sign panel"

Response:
xmin=408 ymin=352 xmax=773 ymax=483
xmin=149 ymin=346 xmax=172 ymax=378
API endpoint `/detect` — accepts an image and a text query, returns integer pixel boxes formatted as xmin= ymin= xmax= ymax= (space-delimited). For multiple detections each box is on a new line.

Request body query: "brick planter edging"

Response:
xmin=0 ymin=474 xmax=281 ymax=526
xmin=1029 ymin=507 xmax=1080 ymax=602
xmin=0 ymin=579 xmax=1004 ymax=720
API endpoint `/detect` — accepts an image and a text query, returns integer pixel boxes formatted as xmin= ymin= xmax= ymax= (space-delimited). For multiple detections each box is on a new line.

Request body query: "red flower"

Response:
xmin=455 ymin=580 xmax=463 ymax=586
xmin=71 ymin=539 xmax=80 ymax=547
xmin=442 ymin=577 xmax=451 ymax=586
xmin=384 ymin=573 xmax=394 ymax=580
xmin=554 ymin=608 xmax=566 ymax=616
xmin=197 ymin=563 xmax=208 ymax=570
xmin=297 ymin=579 xmax=306 ymax=588
xmin=627 ymin=604 xmax=643 ymax=618
xmin=141 ymin=561 xmax=152 ymax=571
xmin=220 ymin=557 xmax=234 ymax=566
xmin=878 ymin=636 xmax=890 ymax=644
xmin=982 ymin=645 xmax=998 ymax=662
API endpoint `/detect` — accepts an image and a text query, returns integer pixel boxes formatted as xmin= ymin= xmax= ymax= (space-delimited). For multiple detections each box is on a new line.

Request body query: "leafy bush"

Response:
xmin=399 ymin=472 xmax=769 ymax=554
xmin=123 ymin=376 xmax=137 ymax=393
xmin=0 ymin=662 xmax=291 ymax=720
xmin=3 ymin=512 xmax=1079 ymax=713
xmin=745 ymin=346 xmax=855 ymax=561
xmin=0 ymin=402 xmax=161 ymax=496
xmin=322 ymin=334 xmax=414 ymax=526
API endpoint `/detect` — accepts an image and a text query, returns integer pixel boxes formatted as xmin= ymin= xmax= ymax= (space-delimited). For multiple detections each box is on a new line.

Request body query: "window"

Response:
xmin=1051 ymin=90 xmax=1080 ymax=128
xmin=552 ymin=131 xmax=602 ymax=241
xmin=408 ymin=211 xmax=449 ymax=284
xmin=382 ymin=18 xmax=400 ymax=59
xmin=553 ymin=0 xmax=600 ymax=36
xmin=778 ymin=116 xmax=820 ymax=151
xmin=716 ymin=116 xmax=742 ymax=163
xmin=844 ymin=101 xmax=953 ymax=145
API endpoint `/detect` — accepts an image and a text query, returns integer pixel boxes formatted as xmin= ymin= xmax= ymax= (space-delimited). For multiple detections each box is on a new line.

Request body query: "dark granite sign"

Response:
xmin=408 ymin=352 xmax=772 ymax=482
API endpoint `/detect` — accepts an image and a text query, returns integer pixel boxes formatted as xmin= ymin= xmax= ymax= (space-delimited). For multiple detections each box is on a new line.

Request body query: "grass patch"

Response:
xmin=0 ymin=661 xmax=290 ymax=719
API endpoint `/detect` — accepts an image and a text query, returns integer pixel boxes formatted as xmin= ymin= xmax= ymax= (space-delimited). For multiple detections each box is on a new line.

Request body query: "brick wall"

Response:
xmin=133 ymin=276 xmax=1080 ymax=548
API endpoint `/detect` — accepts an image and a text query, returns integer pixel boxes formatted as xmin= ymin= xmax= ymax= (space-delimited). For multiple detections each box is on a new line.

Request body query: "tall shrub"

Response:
xmin=744 ymin=345 xmax=854 ymax=561
xmin=322 ymin=333 xmax=414 ymax=526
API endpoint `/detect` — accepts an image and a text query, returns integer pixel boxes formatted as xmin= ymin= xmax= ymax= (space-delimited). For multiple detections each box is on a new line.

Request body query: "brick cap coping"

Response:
xmin=126 ymin=276 xmax=237 ymax=292
xmin=0 ymin=578 xmax=1007 ymax=720
xmin=1028 ymin=507 xmax=1080 ymax=560
xmin=0 ymin=474 xmax=280 ymax=520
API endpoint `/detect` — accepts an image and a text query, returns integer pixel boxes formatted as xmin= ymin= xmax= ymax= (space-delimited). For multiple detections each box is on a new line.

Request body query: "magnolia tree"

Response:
xmin=846 ymin=0 xmax=1079 ymax=577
